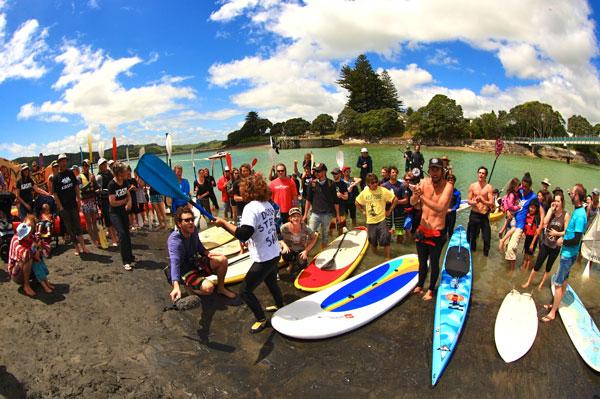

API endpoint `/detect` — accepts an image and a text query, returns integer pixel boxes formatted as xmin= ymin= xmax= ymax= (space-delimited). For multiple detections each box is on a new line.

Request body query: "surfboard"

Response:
xmin=494 ymin=290 xmax=538 ymax=363
xmin=272 ymin=254 xmax=419 ymax=339
xmin=457 ymin=199 xmax=469 ymax=213
xmin=489 ymin=209 xmax=504 ymax=222
xmin=294 ymin=227 xmax=369 ymax=292
xmin=206 ymin=252 xmax=252 ymax=285
xmin=199 ymin=226 xmax=234 ymax=250
xmin=551 ymin=282 xmax=600 ymax=371
xmin=207 ymin=151 xmax=228 ymax=160
xmin=210 ymin=239 xmax=242 ymax=257
xmin=432 ymin=225 xmax=472 ymax=386
xmin=582 ymin=215 xmax=600 ymax=265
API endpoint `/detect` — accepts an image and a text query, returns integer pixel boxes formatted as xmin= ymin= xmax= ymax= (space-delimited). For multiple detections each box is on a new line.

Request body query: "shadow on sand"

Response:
xmin=0 ymin=365 xmax=26 ymax=399
xmin=183 ymin=295 xmax=240 ymax=353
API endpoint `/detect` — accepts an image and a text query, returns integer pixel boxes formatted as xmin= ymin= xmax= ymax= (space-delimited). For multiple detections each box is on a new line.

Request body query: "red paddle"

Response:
xmin=225 ymin=153 xmax=232 ymax=171
xmin=112 ymin=137 xmax=117 ymax=161
xmin=251 ymin=158 xmax=258 ymax=168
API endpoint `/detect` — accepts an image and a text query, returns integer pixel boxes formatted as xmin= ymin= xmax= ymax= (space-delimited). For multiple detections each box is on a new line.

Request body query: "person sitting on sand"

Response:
xmin=167 ymin=207 xmax=235 ymax=302
xmin=279 ymin=207 xmax=318 ymax=276
xmin=37 ymin=203 xmax=53 ymax=237
xmin=410 ymin=158 xmax=454 ymax=301
xmin=215 ymin=173 xmax=284 ymax=334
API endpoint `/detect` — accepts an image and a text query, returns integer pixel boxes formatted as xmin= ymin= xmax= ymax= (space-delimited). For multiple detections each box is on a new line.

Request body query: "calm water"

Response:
xmin=134 ymin=144 xmax=600 ymax=305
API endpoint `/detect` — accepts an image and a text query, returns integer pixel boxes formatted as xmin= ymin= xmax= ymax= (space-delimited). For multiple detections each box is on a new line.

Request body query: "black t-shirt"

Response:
xmin=52 ymin=170 xmax=78 ymax=209
xmin=97 ymin=170 xmax=114 ymax=199
xmin=79 ymin=171 xmax=97 ymax=200
xmin=127 ymin=178 xmax=138 ymax=205
xmin=306 ymin=178 xmax=338 ymax=214
xmin=194 ymin=179 xmax=211 ymax=199
xmin=16 ymin=177 xmax=34 ymax=205
xmin=108 ymin=179 xmax=129 ymax=212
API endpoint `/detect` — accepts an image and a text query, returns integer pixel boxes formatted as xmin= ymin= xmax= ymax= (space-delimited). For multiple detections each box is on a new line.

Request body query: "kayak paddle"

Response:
xmin=226 ymin=153 xmax=232 ymax=172
xmin=112 ymin=136 xmax=117 ymax=161
xmin=336 ymin=150 xmax=344 ymax=169
xmin=135 ymin=153 xmax=214 ymax=220
xmin=251 ymin=158 xmax=258 ymax=169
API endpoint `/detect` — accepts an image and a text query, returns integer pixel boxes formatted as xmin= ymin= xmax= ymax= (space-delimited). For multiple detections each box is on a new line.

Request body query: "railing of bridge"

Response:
xmin=505 ymin=136 xmax=600 ymax=144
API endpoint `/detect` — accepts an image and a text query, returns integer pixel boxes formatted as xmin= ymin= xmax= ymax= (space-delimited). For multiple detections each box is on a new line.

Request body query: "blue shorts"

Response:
xmin=554 ymin=255 xmax=577 ymax=286
xmin=32 ymin=260 xmax=49 ymax=281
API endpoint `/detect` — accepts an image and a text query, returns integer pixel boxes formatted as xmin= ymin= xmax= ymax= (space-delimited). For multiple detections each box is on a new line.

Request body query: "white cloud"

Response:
xmin=427 ymin=49 xmax=459 ymax=67
xmin=0 ymin=142 xmax=37 ymax=157
xmin=145 ymin=51 xmax=159 ymax=65
xmin=19 ymin=44 xmax=196 ymax=129
xmin=88 ymin=0 xmax=100 ymax=9
xmin=195 ymin=109 xmax=242 ymax=120
xmin=0 ymin=8 xmax=48 ymax=84
xmin=384 ymin=64 xmax=433 ymax=93
xmin=210 ymin=0 xmax=600 ymax=122
xmin=480 ymin=84 xmax=500 ymax=96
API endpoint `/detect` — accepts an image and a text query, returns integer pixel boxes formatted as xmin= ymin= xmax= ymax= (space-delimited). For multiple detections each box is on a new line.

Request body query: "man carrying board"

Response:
xmin=410 ymin=158 xmax=454 ymax=301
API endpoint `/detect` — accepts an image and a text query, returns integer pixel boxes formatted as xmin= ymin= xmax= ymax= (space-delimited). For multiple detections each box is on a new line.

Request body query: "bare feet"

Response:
xmin=413 ymin=286 xmax=423 ymax=295
xmin=23 ymin=285 xmax=36 ymax=297
xmin=541 ymin=313 xmax=555 ymax=322
xmin=537 ymin=283 xmax=544 ymax=290
xmin=218 ymin=287 xmax=237 ymax=299
xmin=47 ymin=282 xmax=55 ymax=289
xmin=423 ymin=290 xmax=434 ymax=301
xmin=521 ymin=282 xmax=530 ymax=289
xmin=42 ymin=284 xmax=54 ymax=294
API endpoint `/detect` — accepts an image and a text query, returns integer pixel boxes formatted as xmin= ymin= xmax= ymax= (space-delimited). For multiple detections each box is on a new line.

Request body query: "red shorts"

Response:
xmin=181 ymin=256 xmax=213 ymax=290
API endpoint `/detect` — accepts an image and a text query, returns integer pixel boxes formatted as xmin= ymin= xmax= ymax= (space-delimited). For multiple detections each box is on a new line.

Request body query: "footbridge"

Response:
xmin=505 ymin=136 xmax=600 ymax=146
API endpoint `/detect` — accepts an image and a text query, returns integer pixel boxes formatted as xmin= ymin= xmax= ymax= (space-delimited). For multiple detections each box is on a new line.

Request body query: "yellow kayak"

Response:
xmin=489 ymin=209 xmax=504 ymax=222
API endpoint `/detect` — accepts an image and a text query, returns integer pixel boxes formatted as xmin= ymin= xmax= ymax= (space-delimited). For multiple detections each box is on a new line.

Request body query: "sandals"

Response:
xmin=250 ymin=319 xmax=269 ymax=334
xmin=265 ymin=305 xmax=279 ymax=312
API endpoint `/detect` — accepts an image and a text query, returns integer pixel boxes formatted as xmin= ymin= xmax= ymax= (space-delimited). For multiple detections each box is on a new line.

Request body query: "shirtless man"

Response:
xmin=466 ymin=166 xmax=494 ymax=256
xmin=410 ymin=158 xmax=454 ymax=300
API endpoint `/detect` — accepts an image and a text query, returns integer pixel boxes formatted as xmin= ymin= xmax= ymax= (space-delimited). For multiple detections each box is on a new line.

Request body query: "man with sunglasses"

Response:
xmin=167 ymin=207 xmax=236 ymax=302
xmin=269 ymin=163 xmax=298 ymax=224
xmin=303 ymin=163 xmax=341 ymax=249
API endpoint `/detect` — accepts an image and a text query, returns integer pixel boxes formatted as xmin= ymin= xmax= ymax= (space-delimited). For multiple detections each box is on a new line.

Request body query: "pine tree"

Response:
xmin=379 ymin=70 xmax=402 ymax=112
xmin=337 ymin=54 xmax=385 ymax=113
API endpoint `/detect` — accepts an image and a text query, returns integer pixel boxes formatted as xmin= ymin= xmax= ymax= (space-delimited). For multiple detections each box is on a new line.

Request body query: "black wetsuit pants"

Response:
xmin=109 ymin=208 xmax=134 ymax=264
xmin=446 ymin=211 xmax=456 ymax=240
xmin=416 ymin=233 xmax=447 ymax=292
xmin=239 ymin=256 xmax=284 ymax=321
xmin=467 ymin=211 xmax=491 ymax=256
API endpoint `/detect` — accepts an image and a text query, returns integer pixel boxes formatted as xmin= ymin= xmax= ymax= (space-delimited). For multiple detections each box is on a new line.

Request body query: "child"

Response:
xmin=20 ymin=217 xmax=54 ymax=293
xmin=499 ymin=178 xmax=521 ymax=250
xmin=521 ymin=201 xmax=541 ymax=270
xmin=37 ymin=203 xmax=53 ymax=237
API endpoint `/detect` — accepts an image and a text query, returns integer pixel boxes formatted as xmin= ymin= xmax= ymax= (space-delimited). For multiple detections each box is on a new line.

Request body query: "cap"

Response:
xmin=224 ymin=166 xmax=230 ymax=171
xmin=592 ymin=188 xmax=600 ymax=195
xmin=20 ymin=163 xmax=29 ymax=171
xmin=428 ymin=158 xmax=443 ymax=169
xmin=108 ymin=160 xmax=114 ymax=166
xmin=58 ymin=153 xmax=67 ymax=161
xmin=98 ymin=157 xmax=107 ymax=166
xmin=331 ymin=167 xmax=341 ymax=174
xmin=552 ymin=186 xmax=563 ymax=194
xmin=50 ymin=160 xmax=58 ymax=167
xmin=541 ymin=178 xmax=551 ymax=186
xmin=71 ymin=165 xmax=79 ymax=170
xmin=82 ymin=159 xmax=89 ymax=165
xmin=341 ymin=166 xmax=351 ymax=172
xmin=360 ymin=147 xmax=368 ymax=153
xmin=288 ymin=207 xmax=302 ymax=216
xmin=16 ymin=223 xmax=31 ymax=241
xmin=314 ymin=163 xmax=327 ymax=172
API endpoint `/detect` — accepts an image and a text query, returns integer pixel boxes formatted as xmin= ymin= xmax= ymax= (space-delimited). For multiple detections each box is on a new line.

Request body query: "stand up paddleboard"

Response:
xmin=210 ymin=239 xmax=242 ymax=257
xmin=295 ymin=227 xmax=369 ymax=292
xmin=272 ymin=254 xmax=419 ymax=339
xmin=457 ymin=199 xmax=470 ymax=213
xmin=494 ymin=290 xmax=538 ymax=363
xmin=199 ymin=226 xmax=234 ymax=250
xmin=432 ymin=225 xmax=472 ymax=386
xmin=207 ymin=252 xmax=252 ymax=285
xmin=551 ymin=282 xmax=600 ymax=371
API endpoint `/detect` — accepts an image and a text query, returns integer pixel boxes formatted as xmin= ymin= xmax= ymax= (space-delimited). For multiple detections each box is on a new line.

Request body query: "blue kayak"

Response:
xmin=432 ymin=225 xmax=472 ymax=386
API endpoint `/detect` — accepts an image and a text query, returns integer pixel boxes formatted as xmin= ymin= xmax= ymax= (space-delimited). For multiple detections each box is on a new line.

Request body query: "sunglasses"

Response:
xmin=180 ymin=217 xmax=194 ymax=223
xmin=277 ymin=169 xmax=286 ymax=173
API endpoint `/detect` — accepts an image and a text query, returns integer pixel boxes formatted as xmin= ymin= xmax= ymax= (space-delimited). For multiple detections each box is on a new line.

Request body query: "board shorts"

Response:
xmin=60 ymin=208 xmax=82 ymax=237
xmin=32 ymin=260 xmax=49 ymax=281
xmin=81 ymin=198 xmax=97 ymax=215
xmin=367 ymin=220 xmax=391 ymax=247
xmin=553 ymin=254 xmax=578 ymax=286
xmin=150 ymin=194 xmax=163 ymax=204
xmin=181 ymin=256 xmax=213 ymax=290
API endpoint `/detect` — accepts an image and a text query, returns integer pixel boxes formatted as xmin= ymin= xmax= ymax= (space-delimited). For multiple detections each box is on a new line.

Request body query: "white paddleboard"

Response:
xmin=199 ymin=226 xmax=234 ymax=250
xmin=494 ymin=289 xmax=538 ymax=363
xmin=206 ymin=252 xmax=252 ymax=285
xmin=210 ymin=240 xmax=242 ymax=257
xmin=272 ymin=254 xmax=419 ymax=339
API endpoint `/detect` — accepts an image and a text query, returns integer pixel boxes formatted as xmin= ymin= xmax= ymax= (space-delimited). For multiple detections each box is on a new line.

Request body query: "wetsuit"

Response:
xmin=415 ymin=225 xmax=447 ymax=291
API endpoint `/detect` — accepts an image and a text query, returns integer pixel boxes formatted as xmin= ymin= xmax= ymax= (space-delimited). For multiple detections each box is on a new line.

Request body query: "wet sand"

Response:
xmin=1 ymin=222 xmax=599 ymax=398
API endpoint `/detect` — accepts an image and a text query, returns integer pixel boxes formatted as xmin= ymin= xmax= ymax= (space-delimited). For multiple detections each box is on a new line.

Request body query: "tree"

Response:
xmin=594 ymin=123 xmax=600 ymax=136
xmin=270 ymin=122 xmax=285 ymax=135
xmin=379 ymin=70 xmax=402 ymax=112
xmin=335 ymin=106 xmax=359 ymax=137
xmin=406 ymin=107 xmax=414 ymax=116
xmin=284 ymin=118 xmax=310 ymax=136
xmin=409 ymin=94 xmax=467 ymax=143
xmin=567 ymin=115 xmax=593 ymax=136
xmin=310 ymin=114 xmax=335 ymax=135
xmin=356 ymin=108 xmax=403 ymax=140
xmin=337 ymin=54 xmax=386 ymax=113
xmin=505 ymin=101 xmax=565 ymax=138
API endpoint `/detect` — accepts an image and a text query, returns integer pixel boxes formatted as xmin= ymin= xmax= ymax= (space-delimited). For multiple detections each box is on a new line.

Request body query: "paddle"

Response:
xmin=112 ymin=137 xmax=117 ymax=161
xmin=321 ymin=227 xmax=349 ymax=270
xmin=226 ymin=153 xmax=233 ymax=172
xmin=135 ymin=153 xmax=214 ymax=220
xmin=336 ymin=150 xmax=344 ymax=169
xmin=165 ymin=133 xmax=173 ymax=167
xmin=582 ymin=261 xmax=591 ymax=280
xmin=139 ymin=146 xmax=145 ymax=157
xmin=251 ymin=158 xmax=258 ymax=169
xmin=488 ymin=138 xmax=504 ymax=184
xmin=98 ymin=141 xmax=105 ymax=160
xmin=191 ymin=150 xmax=197 ymax=181
xmin=79 ymin=146 xmax=83 ymax=165
xmin=87 ymin=133 xmax=93 ymax=172
xmin=126 ymin=145 xmax=130 ymax=164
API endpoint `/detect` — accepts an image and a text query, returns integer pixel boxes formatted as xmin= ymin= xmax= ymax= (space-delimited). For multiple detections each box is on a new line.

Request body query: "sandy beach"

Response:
xmin=0 ymin=225 xmax=599 ymax=398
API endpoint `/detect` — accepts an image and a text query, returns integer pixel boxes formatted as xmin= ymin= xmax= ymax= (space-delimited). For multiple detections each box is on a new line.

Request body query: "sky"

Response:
xmin=1 ymin=0 xmax=600 ymax=159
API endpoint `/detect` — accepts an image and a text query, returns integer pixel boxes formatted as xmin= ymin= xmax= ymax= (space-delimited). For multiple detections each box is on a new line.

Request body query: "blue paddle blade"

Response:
xmin=135 ymin=153 xmax=214 ymax=220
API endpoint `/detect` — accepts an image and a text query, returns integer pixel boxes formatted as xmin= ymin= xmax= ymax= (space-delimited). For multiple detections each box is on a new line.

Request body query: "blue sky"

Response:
xmin=1 ymin=0 xmax=599 ymax=159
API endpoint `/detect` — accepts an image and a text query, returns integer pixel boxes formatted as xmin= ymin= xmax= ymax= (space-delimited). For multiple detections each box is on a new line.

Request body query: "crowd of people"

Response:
xmin=3 ymin=146 xmax=598 ymax=332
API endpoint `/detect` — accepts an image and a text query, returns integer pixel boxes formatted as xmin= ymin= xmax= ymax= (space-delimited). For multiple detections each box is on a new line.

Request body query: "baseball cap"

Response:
xmin=360 ymin=147 xmax=368 ymax=153
xmin=331 ymin=167 xmax=341 ymax=174
xmin=98 ymin=157 xmax=107 ymax=166
xmin=16 ymin=223 xmax=31 ymax=241
xmin=71 ymin=165 xmax=79 ymax=170
xmin=50 ymin=160 xmax=58 ymax=167
xmin=314 ymin=163 xmax=327 ymax=172
xmin=592 ymin=188 xmax=600 ymax=195
xmin=58 ymin=153 xmax=67 ymax=161
xmin=20 ymin=163 xmax=29 ymax=171
xmin=224 ymin=166 xmax=230 ymax=171
xmin=552 ymin=186 xmax=563 ymax=194
xmin=289 ymin=207 xmax=302 ymax=216
xmin=428 ymin=158 xmax=443 ymax=169
xmin=82 ymin=159 xmax=90 ymax=165
xmin=108 ymin=160 xmax=114 ymax=166
xmin=341 ymin=166 xmax=351 ymax=172
xmin=541 ymin=178 xmax=551 ymax=186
